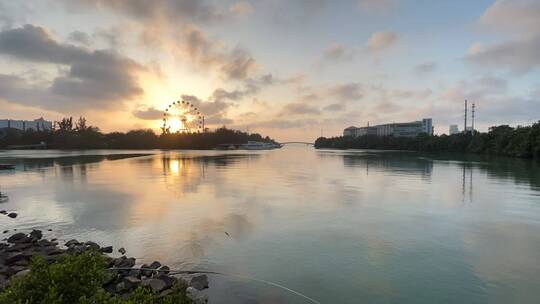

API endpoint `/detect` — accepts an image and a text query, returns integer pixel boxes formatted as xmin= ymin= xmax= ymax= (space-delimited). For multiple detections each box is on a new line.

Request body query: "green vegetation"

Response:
xmin=0 ymin=117 xmax=275 ymax=149
xmin=0 ymin=252 xmax=191 ymax=304
xmin=315 ymin=122 xmax=540 ymax=158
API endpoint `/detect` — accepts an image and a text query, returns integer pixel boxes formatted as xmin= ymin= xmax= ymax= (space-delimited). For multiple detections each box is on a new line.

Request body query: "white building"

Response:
xmin=449 ymin=125 xmax=459 ymax=135
xmin=0 ymin=118 xmax=53 ymax=131
xmin=344 ymin=118 xmax=434 ymax=138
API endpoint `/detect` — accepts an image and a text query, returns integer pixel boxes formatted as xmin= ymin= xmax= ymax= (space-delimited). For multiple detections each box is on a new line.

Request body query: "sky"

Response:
xmin=0 ymin=0 xmax=539 ymax=141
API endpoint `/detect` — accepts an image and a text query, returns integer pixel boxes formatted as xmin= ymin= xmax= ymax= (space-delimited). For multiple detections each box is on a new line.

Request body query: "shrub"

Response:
xmin=0 ymin=252 xmax=192 ymax=304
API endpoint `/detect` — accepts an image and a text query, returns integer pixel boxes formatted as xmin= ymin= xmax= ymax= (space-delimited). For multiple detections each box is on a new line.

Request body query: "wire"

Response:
xmin=108 ymin=267 xmax=321 ymax=304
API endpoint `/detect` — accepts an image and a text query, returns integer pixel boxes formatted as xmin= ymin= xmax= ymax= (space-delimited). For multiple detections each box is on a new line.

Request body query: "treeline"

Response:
xmin=0 ymin=117 xmax=276 ymax=150
xmin=315 ymin=122 xmax=540 ymax=158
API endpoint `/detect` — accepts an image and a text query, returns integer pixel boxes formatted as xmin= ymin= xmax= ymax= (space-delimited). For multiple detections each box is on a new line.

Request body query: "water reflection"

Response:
xmin=1 ymin=148 xmax=540 ymax=303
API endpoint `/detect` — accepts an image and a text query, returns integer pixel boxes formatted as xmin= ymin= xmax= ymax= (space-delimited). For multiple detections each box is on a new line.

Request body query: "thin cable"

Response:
xmin=108 ymin=267 xmax=321 ymax=304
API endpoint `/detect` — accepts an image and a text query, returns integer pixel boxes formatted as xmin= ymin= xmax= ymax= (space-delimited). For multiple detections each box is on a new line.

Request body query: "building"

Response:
xmin=344 ymin=118 xmax=434 ymax=138
xmin=0 ymin=118 xmax=53 ymax=131
xmin=449 ymin=125 xmax=459 ymax=135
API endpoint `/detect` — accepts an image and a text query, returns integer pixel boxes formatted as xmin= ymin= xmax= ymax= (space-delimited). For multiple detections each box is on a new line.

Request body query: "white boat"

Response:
xmin=240 ymin=141 xmax=282 ymax=150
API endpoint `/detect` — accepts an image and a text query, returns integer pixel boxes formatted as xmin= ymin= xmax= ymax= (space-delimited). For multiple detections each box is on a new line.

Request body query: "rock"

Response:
xmin=2 ymin=230 xmax=8 ymax=234
xmin=7 ymin=242 xmax=33 ymax=252
xmin=0 ymin=210 xmax=6 ymax=215
xmin=5 ymin=252 xmax=32 ymax=265
xmin=141 ymin=278 xmax=167 ymax=292
xmin=47 ymin=229 xmax=52 ymax=231
xmin=43 ymin=246 xmax=65 ymax=256
xmin=115 ymin=281 xmax=128 ymax=293
xmin=7 ymin=233 xmax=27 ymax=243
xmin=157 ymin=265 xmax=170 ymax=274
xmin=84 ymin=241 xmax=100 ymax=251
xmin=65 ymin=239 xmax=80 ymax=247
xmin=7 ymin=266 xmax=26 ymax=275
xmin=29 ymin=229 xmax=42 ymax=241
xmin=100 ymin=246 xmax=113 ymax=253
xmin=7 ymin=213 xmax=17 ymax=218
xmin=13 ymin=269 xmax=30 ymax=278
xmin=140 ymin=263 xmax=152 ymax=277
xmin=153 ymin=274 xmax=175 ymax=289
xmin=0 ymin=266 xmax=16 ymax=277
xmin=0 ymin=274 xmax=8 ymax=290
xmin=118 ymin=257 xmax=136 ymax=268
xmin=159 ymin=288 xmax=174 ymax=297
xmin=118 ymin=247 xmax=126 ymax=255
xmin=149 ymin=261 xmax=161 ymax=270
xmin=127 ymin=268 xmax=141 ymax=278
xmin=190 ymin=274 xmax=209 ymax=291
xmin=186 ymin=286 xmax=209 ymax=304
xmin=122 ymin=276 xmax=141 ymax=289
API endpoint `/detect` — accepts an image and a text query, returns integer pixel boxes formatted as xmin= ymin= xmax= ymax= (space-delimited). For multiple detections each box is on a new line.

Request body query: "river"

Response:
xmin=1 ymin=146 xmax=539 ymax=303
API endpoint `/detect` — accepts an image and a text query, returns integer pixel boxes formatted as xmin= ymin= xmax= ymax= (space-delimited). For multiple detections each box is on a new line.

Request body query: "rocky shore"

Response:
xmin=0 ymin=229 xmax=209 ymax=303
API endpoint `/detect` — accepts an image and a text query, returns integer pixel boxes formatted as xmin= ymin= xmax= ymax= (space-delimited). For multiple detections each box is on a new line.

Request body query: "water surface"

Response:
xmin=1 ymin=147 xmax=539 ymax=303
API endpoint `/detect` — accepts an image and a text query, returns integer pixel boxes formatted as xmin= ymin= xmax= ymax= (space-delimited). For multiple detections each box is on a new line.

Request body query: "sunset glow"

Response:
xmin=0 ymin=1 xmax=539 ymax=141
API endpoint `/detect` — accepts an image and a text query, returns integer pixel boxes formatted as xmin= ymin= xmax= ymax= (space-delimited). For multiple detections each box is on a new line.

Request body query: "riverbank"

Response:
xmin=315 ymin=122 xmax=540 ymax=159
xmin=0 ymin=229 xmax=210 ymax=303
xmin=0 ymin=122 xmax=277 ymax=150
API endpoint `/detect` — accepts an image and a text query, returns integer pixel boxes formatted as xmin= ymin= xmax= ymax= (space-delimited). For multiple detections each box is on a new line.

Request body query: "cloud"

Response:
xmin=415 ymin=61 xmax=437 ymax=74
xmin=281 ymin=102 xmax=320 ymax=115
xmin=367 ymin=31 xmax=398 ymax=51
xmin=205 ymin=113 xmax=234 ymax=125
xmin=181 ymin=25 xmax=258 ymax=80
xmin=479 ymin=0 xmax=540 ymax=36
xmin=181 ymin=94 xmax=231 ymax=117
xmin=0 ymin=24 xmax=144 ymax=111
xmin=320 ymin=43 xmax=354 ymax=63
xmin=220 ymin=48 xmax=257 ymax=80
xmin=467 ymin=0 xmax=540 ymax=74
xmin=229 ymin=1 xmax=253 ymax=17
xmin=65 ymin=0 xmax=227 ymax=24
xmin=132 ymin=107 xmax=163 ymax=120
xmin=323 ymin=103 xmax=346 ymax=112
xmin=250 ymin=118 xmax=318 ymax=129
xmin=358 ymin=0 xmax=399 ymax=13
xmin=391 ymin=88 xmax=433 ymax=99
xmin=329 ymin=83 xmax=364 ymax=101
xmin=67 ymin=30 xmax=91 ymax=46
xmin=465 ymin=35 xmax=540 ymax=73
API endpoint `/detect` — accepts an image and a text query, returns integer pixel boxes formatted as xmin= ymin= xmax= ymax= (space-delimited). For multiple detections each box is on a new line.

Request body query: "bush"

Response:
xmin=0 ymin=252 xmax=191 ymax=304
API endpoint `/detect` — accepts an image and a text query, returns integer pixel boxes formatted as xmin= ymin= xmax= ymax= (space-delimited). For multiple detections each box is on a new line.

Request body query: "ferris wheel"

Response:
xmin=161 ymin=100 xmax=205 ymax=134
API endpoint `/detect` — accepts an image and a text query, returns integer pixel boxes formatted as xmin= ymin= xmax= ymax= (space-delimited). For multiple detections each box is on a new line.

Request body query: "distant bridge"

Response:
xmin=279 ymin=142 xmax=315 ymax=146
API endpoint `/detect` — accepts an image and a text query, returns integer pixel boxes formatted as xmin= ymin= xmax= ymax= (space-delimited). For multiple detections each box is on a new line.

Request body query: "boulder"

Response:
xmin=0 ymin=210 xmax=6 ymax=215
xmin=100 ymin=246 xmax=113 ymax=253
xmin=186 ymin=286 xmax=209 ymax=304
xmin=153 ymin=274 xmax=175 ymax=289
xmin=0 ymin=274 xmax=8 ymax=290
xmin=12 ymin=269 xmax=30 ymax=278
xmin=140 ymin=263 xmax=152 ymax=277
xmin=5 ymin=252 xmax=32 ymax=265
xmin=84 ymin=241 xmax=100 ymax=251
xmin=190 ymin=274 xmax=209 ymax=291
xmin=157 ymin=265 xmax=170 ymax=274
xmin=118 ymin=247 xmax=126 ymax=255
xmin=122 ymin=276 xmax=141 ymax=290
xmin=141 ymin=278 xmax=167 ymax=292
xmin=119 ymin=257 xmax=136 ymax=268
xmin=7 ymin=233 xmax=28 ymax=244
xmin=29 ymin=230 xmax=42 ymax=241
xmin=65 ymin=239 xmax=80 ymax=247
xmin=149 ymin=261 xmax=161 ymax=270
xmin=7 ymin=213 xmax=17 ymax=218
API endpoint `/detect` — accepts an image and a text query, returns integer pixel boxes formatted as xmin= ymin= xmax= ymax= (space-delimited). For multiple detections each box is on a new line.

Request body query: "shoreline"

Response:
xmin=0 ymin=229 xmax=210 ymax=303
